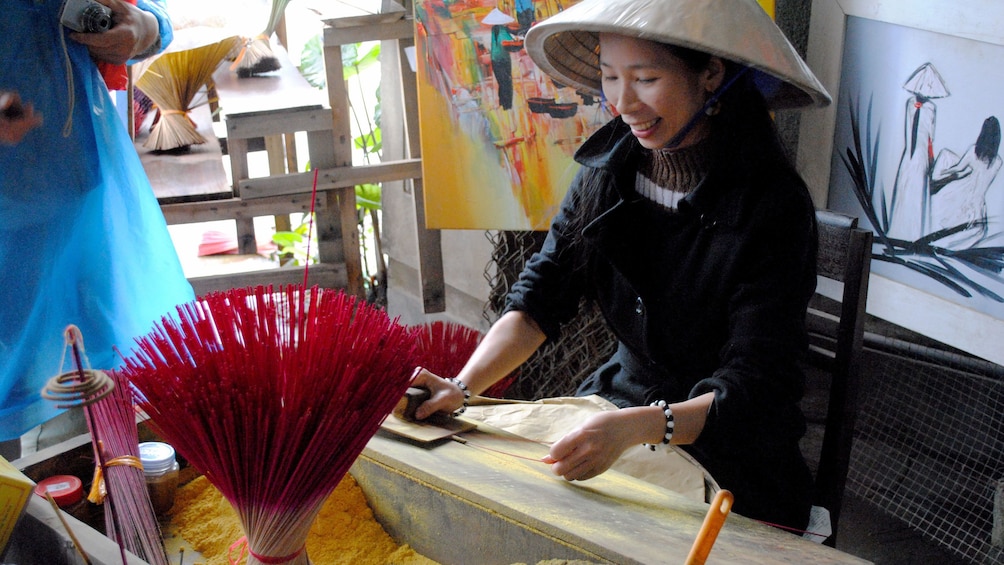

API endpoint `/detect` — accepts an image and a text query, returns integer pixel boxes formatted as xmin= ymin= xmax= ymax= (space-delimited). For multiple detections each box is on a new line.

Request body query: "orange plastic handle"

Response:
xmin=686 ymin=489 xmax=735 ymax=565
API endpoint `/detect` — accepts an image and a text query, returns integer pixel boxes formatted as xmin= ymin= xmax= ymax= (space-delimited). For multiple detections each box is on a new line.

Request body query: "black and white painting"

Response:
xmin=825 ymin=14 xmax=1004 ymax=333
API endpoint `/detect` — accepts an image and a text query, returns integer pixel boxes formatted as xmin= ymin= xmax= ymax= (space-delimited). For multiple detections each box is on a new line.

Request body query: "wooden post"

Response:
xmin=320 ymin=2 xmax=444 ymax=307
xmin=322 ymin=26 xmax=364 ymax=298
xmin=226 ymin=136 xmax=259 ymax=255
xmin=396 ymin=19 xmax=445 ymax=313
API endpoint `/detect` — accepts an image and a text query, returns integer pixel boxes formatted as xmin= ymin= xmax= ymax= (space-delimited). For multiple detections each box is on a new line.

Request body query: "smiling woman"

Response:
xmin=597 ymin=34 xmax=723 ymax=150
xmin=410 ymin=0 xmax=834 ymax=536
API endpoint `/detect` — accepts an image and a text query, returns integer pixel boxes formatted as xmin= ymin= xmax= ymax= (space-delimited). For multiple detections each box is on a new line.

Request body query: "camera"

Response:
xmin=60 ymin=0 xmax=113 ymax=33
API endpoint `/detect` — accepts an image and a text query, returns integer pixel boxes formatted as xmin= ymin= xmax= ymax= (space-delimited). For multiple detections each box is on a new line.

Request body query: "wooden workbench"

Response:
xmin=135 ymin=103 xmax=230 ymax=204
xmin=11 ymin=417 xmax=870 ymax=564
xmin=355 ymin=424 xmax=872 ymax=564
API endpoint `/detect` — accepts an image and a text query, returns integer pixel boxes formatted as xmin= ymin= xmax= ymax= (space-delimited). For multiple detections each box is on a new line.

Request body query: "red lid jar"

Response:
xmin=34 ymin=475 xmax=84 ymax=507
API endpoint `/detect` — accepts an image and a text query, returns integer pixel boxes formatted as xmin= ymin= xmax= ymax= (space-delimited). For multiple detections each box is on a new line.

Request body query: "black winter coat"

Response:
xmin=505 ymin=118 xmax=819 ymax=529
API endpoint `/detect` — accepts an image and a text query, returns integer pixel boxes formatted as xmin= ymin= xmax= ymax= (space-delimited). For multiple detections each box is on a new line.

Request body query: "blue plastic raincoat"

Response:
xmin=0 ymin=0 xmax=194 ymax=440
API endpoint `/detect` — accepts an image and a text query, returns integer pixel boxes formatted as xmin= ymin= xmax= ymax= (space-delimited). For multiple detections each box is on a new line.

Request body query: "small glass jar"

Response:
xmin=138 ymin=441 xmax=179 ymax=516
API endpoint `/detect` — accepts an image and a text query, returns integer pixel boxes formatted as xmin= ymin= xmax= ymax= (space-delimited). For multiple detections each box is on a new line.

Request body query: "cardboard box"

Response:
xmin=0 ymin=455 xmax=34 ymax=555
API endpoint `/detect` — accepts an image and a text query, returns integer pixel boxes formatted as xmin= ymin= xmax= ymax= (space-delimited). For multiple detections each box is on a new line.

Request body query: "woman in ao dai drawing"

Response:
xmin=930 ymin=116 xmax=1002 ymax=249
xmin=887 ymin=63 xmax=949 ymax=241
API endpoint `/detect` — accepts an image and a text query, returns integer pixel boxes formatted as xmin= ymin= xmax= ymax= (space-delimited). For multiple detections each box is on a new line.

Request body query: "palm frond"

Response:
xmin=929 ymin=253 xmax=1004 ymax=302
xmin=942 ymin=246 xmax=1004 ymax=276
xmin=841 ymin=94 xmax=895 ymax=253
xmin=874 ymin=254 xmax=972 ymax=297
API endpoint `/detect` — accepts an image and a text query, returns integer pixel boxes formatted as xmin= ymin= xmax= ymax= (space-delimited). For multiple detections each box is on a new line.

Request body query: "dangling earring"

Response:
xmin=705 ymin=99 xmax=721 ymax=116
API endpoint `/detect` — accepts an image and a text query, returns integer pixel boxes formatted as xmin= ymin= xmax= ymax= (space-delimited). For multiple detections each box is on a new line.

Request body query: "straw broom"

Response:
xmin=134 ymin=35 xmax=241 ymax=152
xmin=117 ymin=285 xmax=421 ymax=565
xmin=231 ymin=0 xmax=292 ymax=78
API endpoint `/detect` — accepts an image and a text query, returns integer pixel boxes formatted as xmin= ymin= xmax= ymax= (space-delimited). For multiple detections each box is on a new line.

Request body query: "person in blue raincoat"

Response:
xmin=0 ymin=0 xmax=194 ymax=458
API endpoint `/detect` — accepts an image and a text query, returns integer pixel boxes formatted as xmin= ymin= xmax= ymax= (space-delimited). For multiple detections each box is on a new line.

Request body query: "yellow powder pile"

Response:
xmin=168 ymin=474 xmax=437 ymax=565
xmin=169 ymin=474 xmax=603 ymax=565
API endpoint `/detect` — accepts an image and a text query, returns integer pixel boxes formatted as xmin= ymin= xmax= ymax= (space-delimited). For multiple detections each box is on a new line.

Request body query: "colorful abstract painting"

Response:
xmin=416 ymin=0 xmax=776 ymax=230
xmin=416 ymin=0 xmax=605 ymax=230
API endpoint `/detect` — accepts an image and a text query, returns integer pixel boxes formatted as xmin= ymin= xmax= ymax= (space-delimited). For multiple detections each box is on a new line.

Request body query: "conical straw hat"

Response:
xmin=902 ymin=63 xmax=950 ymax=98
xmin=482 ymin=8 xmax=516 ymax=26
xmin=524 ymin=0 xmax=830 ymax=109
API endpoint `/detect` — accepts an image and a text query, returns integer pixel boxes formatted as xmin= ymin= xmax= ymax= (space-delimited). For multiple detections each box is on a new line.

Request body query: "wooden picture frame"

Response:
xmin=796 ymin=0 xmax=1004 ymax=366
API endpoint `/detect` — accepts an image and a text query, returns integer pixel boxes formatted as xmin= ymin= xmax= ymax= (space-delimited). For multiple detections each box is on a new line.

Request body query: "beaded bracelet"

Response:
xmin=447 ymin=377 xmax=470 ymax=416
xmin=643 ymin=400 xmax=674 ymax=451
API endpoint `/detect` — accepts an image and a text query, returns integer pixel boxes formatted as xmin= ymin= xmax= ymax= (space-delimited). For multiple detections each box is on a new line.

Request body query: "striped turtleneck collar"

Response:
xmin=635 ymin=139 xmax=712 ymax=209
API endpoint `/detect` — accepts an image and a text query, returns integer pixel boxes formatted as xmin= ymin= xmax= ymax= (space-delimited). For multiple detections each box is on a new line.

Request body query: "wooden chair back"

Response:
xmin=807 ymin=209 xmax=873 ymax=547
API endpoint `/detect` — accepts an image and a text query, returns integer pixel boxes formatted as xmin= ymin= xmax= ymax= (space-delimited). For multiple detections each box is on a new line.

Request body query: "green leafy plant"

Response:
xmin=270 ymin=213 xmax=316 ymax=267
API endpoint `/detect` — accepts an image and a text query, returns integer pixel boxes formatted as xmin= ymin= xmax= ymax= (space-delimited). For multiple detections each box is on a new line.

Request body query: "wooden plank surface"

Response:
xmin=158 ymin=192 xmax=324 ymax=225
xmin=135 ymin=103 xmax=231 ymax=204
xmin=14 ymin=415 xmax=870 ymax=565
xmin=224 ymin=107 xmax=332 ymax=141
xmin=358 ymin=426 xmax=873 ymax=565
xmin=324 ymin=16 xmax=413 ymax=45
xmin=238 ymin=159 xmax=423 ymax=198
xmin=187 ymin=262 xmax=345 ymax=296
xmin=380 ymin=414 xmax=477 ymax=444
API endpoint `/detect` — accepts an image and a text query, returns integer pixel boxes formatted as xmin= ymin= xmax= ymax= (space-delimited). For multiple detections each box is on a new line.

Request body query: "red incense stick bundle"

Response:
xmin=86 ymin=370 xmax=169 ymax=565
xmin=413 ymin=320 xmax=517 ymax=398
xmin=118 ymin=286 xmax=420 ymax=565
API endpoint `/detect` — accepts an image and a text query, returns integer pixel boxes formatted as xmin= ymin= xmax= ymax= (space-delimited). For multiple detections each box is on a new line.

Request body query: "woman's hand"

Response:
xmin=0 ymin=92 xmax=43 ymax=146
xmin=544 ymin=392 xmax=716 ymax=481
xmin=409 ymin=367 xmax=467 ymax=420
xmin=542 ymin=409 xmax=640 ymax=481
xmin=70 ymin=0 xmax=160 ymax=64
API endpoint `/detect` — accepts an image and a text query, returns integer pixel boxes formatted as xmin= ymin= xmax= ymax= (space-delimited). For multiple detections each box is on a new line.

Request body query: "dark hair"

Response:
xmin=698 ymin=61 xmax=800 ymax=185
xmin=659 ymin=43 xmax=714 ymax=75
xmin=976 ymin=116 xmax=1001 ymax=165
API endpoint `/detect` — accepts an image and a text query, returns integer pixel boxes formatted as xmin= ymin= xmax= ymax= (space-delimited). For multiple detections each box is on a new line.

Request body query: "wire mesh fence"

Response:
xmin=482 ymin=230 xmax=616 ymax=400
xmin=850 ymin=339 xmax=1003 ymax=565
